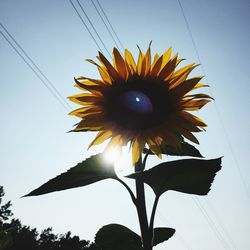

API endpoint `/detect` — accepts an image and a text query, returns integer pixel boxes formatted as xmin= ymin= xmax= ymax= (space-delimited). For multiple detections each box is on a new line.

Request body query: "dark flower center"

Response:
xmin=104 ymin=77 xmax=176 ymax=130
xmin=119 ymin=91 xmax=153 ymax=113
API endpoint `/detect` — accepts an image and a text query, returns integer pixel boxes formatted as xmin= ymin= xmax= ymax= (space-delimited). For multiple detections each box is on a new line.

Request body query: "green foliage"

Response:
xmin=0 ymin=229 xmax=13 ymax=250
xmin=127 ymin=158 xmax=222 ymax=197
xmin=0 ymin=219 xmax=96 ymax=250
xmin=0 ymin=186 xmax=100 ymax=250
xmin=152 ymin=228 xmax=175 ymax=246
xmin=143 ymin=139 xmax=203 ymax=158
xmin=95 ymin=224 xmax=143 ymax=250
xmin=25 ymin=154 xmax=117 ymax=196
xmin=94 ymin=224 xmax=176 ymax=249
xmin=0 ymin=187 xmax=13 ymax=222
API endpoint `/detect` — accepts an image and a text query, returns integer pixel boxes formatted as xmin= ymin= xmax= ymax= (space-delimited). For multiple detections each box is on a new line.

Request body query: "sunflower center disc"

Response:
xmin=119 ymin=91 xmax=153 ymax=113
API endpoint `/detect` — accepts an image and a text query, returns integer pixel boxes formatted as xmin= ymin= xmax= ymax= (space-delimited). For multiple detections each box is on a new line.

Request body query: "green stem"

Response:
xmin=116 ymin=178 xmax=137 ymax=205
xmin=142 ymin=151 xmax=150 ymax=170
xmin=135 ymin=157 xmax=152 ymax=250
xmin=149 ymin=195 xmax=159 ymax=241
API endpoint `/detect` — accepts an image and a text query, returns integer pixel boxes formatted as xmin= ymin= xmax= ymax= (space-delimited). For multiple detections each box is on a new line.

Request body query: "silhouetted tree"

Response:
xmin=0 ymin=186 xmax=100 ymax=250
xmin=0 ymin=186 xmax=12 ymax=222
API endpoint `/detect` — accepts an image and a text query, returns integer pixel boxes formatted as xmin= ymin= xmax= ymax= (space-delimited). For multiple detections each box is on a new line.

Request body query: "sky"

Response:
xmin=0 ymin=0 xmax=250 ymax=249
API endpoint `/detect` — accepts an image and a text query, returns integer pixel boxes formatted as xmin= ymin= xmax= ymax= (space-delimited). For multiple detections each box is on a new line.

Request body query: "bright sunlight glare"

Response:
xmin=103 ymin=147 xmax=121 ymax=164
xmin=103 ymin=146 xmax=133 ymax=177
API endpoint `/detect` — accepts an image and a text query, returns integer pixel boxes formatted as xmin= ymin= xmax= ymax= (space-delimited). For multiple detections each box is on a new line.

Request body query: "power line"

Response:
xmin=156 ymin=211 xmax=193 ymax=250
xmin=69 ymin=1 xmax=232 ymax=248
xmin=90 ymin=0 xmax=121 ymax=51
xmin=147 ymin=196 xmax=193 ymax=250
xmin=0 ymin=28 xmax=70 ymax=112
xmin=96 ymin=0 xmax=125 ymax=50
xmin=68 ymin=0 xmax=103 ymax=53
xmin=75 ymin=0 xmax=112 ymax=58
xmin=177 ymin=0 xmax=250 ymax=199
xmin=192 ymin=197 xmax=230 ymax=249
xmin=176 ymin=1 xmax=241 ymax=248
xmin=0 ymin=22 xmax=71 ymax=111
xmin=205 ymin=198 xmax=238 ymax=249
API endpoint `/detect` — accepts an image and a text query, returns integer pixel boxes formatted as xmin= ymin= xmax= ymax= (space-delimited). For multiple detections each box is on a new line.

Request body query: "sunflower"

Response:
xmin=68 ymin=44 xmax=212 ymax=165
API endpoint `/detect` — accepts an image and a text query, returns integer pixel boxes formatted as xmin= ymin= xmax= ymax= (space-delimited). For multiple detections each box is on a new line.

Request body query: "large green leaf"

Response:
xmin=25 ymin=154 xmax=117 ymax=196
xmin=144 ymin=140 xmax=203 ymax=158
xmin=153 ymin=227 xmax=175 ymax=246
xmin=127 ymin=158 xmax=222 ymax=197
xmin=95 ymin=224 xmax=143 ymax=250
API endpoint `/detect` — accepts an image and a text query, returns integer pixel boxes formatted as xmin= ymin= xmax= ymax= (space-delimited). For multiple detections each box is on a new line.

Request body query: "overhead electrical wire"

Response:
xmin=0 ymin=22 xmax=71 ymax=111
xmin=75 ymin=0 xmax=112 ymax=58
xmin=90 ymin=0 xmax=121 ymax=51
xmin=2 ymin=1 xmax=238 ymax=249
xmin=177 ymin=0 xmax=250 ymax=200
xmin=74 ymin=0 xmax=112 ymax=58
xmin=176 ymin=0 xmax=241 ymax=248
xmin=192 ymin=197 xmax=231 ymax=249
xmin=95 ymin=0 xmax=125 ymax=51
xmin=154 ymin=204 xmax=194 ymax=250
xmin=205 ymin=198 xmax=238 ymax=249
xmin=68 ymin=0 xmax=103 ymax=54
xmin=85 ymin=1 xmax=230 ymax=249
xmin=0 ymin=26 xmax=70 ymax=112
xmin=68 ymin=0 xmax=238 ymax=248
xmin=67 ymin=1 xmax=194 ymax=248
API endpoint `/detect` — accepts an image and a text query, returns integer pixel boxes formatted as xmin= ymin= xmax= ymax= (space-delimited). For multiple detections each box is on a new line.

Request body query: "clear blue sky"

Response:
xmin=1 ymin=0 xmax=249 ymax=249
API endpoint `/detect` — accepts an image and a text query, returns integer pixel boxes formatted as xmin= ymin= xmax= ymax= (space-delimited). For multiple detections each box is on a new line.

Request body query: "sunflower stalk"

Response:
xmin=135 ymin=156 xmax=153 ymax=250
xmin=149 ymin=195 xmax=160 ymax=240
xmin=24 ymin=44 xmax=221 ymax=249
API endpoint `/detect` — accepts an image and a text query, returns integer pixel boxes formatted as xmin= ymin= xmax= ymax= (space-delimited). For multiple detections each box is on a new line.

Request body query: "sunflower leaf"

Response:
xmin=153 ymin=227 xmax=175 ymax=246
xmin=24 ymin=154 xmax=117 ymax=196
xmin=143 ymin=140 xmax=203 ymax=158
xmin=95 ymin=224 xmax=143 ymax=250
xmin=127 ymin=158 xmax=222 ymax=197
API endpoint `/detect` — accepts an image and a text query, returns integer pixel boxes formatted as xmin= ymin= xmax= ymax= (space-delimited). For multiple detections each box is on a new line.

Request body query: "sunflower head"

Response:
xmin=68 ymin=44 xmax=213 ymax=165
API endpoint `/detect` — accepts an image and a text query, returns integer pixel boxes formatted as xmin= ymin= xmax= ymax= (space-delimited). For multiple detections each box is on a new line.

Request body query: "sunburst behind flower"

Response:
xmin=68 ymin=44 xmax=213 ymax=165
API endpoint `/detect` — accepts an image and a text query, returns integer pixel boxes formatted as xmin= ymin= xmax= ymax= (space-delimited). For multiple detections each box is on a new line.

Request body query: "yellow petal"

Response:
xmin=69 ymin=106 xmax=102 ymax=118
xmin=98 ymin=52 xmax=120 ymax=80
xmin=113 ymin=48 xmax=127 ymax=79
xmin=150 ymin=55 xmax=163 ymax=77
xmin=105 ymin=134 xmax=123 ymax=153
xmin=74 ymin=78 xmax=104 ymax=94
xmin=172 ymin=63 xmax=196 ymax=78
xmin=182 ymin=99 xmax=211 ymax=110
xmin=86 ymin=58 xmax=100 ymax=67
xmin=98 ymin=67 xmax=112 ymax=84
xmin=193 ymin=83 xmax=209 ymax=90
xmin=124 ymin=49 xmax=137 ymax=73
xmin=160 ymin=129 xmax=181 ymax=149
xmin=179 ymin=129 xmax=199 ymax=144
xmin=132 ymin=137 xmax=145 ymax=165
xmin=88 ymin=130 xmax=112 ymax=148
xmin=170 ymin=64 xmax=197 ymax=88
xmin=137 ymin=47 xmax=145 ymax=76
xmin=161 ymin=47 xmax=172 ymax=67
xmin=175 ymin=116 xmax=203 ymax=132
xmin=73 ymin=116 xmax=104 ymax=131
xmin=75 ymin=76 xmax=106 ymax=86
xmin=151 ymin=53 xmax=159 ymax=67
xmin=144 ymin=42 xmax=152 ymax=75
xmin=68 ymin=93 xmax=101 ymax=105
xmin=147 ymin=138 xmax=162 ymax=157
xmin=184 ymin=93 xmax=213 ymax=100
xmin=170 ymin=77 xmax=203 ymax=98
xmin=158 ymin=55 xmax=178 ymax=80
xmin=180 ymin=111 xmax=207 ymax=127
